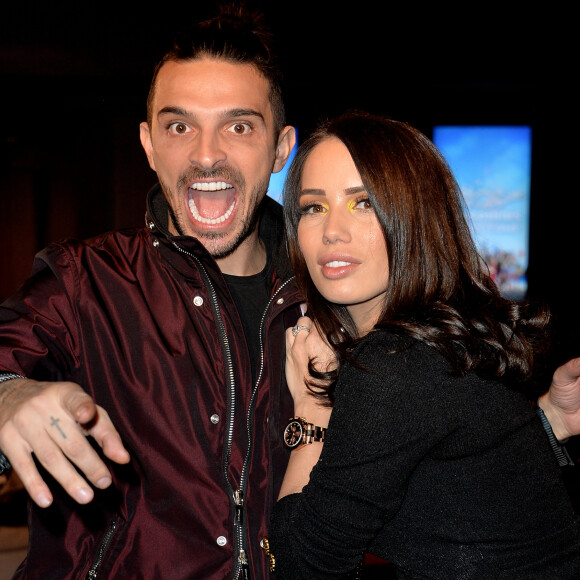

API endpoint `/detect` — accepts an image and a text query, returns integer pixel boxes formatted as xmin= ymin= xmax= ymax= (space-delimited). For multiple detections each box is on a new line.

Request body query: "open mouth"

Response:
xmin=188 ymin=181 xmax=236 ymax=225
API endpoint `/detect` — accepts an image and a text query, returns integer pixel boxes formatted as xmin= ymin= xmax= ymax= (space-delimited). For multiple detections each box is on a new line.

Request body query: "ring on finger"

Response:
xmin=292 ymin=325 xmax=311 ymax=336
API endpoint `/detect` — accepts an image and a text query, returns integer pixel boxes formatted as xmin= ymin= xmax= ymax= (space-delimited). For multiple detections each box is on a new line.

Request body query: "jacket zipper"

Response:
xmin=171 ymin=243 xmax=245 ymax=579
xmin=233 ymin=278 xmax=295 ymax=579
xmin=85 ymin=519 xmax=118 ymax=579
xmin=172 ymin=241 xmax=295 ymax=579
xmin=237 ymin=277 xmax=296 ymax=492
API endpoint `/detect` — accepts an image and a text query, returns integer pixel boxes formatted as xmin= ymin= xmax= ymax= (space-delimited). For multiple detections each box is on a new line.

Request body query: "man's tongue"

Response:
xmin=188 ymin=189 xmax=235 ymax=223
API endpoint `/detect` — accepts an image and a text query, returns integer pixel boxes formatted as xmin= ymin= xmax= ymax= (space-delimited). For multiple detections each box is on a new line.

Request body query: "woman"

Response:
xmin=268 ymin=111 xmax=580 ymax=578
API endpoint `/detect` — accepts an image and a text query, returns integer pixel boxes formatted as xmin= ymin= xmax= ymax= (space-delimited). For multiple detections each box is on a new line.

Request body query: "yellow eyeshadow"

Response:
xmin=347 ymin=199 xmax=358 ymax=212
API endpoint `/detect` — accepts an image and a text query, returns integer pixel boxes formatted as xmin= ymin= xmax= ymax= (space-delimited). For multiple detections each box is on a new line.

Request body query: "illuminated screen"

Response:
xmin=267 ymin=133 xmax=298 ymax=204
xmin=432 ymin=126 xmax=532 ymax=300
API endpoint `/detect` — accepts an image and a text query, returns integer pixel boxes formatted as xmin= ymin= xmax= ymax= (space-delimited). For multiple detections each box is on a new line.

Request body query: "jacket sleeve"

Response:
xmin=268 ymin=334 xmax=446 ymax=578
xmin=0 ymin=244 xmax=80 ymax=380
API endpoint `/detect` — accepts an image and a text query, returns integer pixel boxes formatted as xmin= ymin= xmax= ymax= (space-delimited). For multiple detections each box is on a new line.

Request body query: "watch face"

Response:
xmin=283 ymin=420 xmax=304 ymax=449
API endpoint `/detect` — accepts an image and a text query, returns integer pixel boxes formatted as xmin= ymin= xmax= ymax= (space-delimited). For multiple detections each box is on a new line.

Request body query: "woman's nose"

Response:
xmin=322 ymin=208 xmax=351 ymax=245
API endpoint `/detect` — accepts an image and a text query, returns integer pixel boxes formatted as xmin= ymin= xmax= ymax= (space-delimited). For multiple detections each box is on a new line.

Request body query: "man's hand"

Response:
xmin=538 ymin=357 xmax=580 ymax=441
xmin=0 ymin=378 xmax=130 ymax=508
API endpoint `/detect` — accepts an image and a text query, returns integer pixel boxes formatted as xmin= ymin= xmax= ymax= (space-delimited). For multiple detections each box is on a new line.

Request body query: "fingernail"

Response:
xmin=96 ymin=476 xmax=112 ymax=489
xmin=37 ymin=493 xmax=52 ymax=508
xmin=76 ymin=487 xmax=94 ymax=504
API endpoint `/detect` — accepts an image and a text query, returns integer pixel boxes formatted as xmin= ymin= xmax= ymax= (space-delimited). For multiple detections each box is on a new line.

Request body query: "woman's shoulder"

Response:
xmin=335 ymin=329 xmax=457 ymax=417
xmin=350 ymin=327 xmax=448 ymax=379
xmin=354 ymin=328 xmax=435 ymax=360
xmin=355 ymin=327 xmax=410 ymax=348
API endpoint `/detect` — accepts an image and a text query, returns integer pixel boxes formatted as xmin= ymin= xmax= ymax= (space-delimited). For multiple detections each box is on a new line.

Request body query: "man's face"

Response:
xmin=140 ymin=57 xmax=294 ymax=260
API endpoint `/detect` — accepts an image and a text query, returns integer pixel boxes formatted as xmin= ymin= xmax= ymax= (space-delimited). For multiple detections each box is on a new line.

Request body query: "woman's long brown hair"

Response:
xmin=283 ymin=111 xmax=550 ymax=403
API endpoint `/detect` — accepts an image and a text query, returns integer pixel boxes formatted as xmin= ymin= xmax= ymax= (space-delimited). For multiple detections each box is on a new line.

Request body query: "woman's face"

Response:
xmin=297 ymin=137 xmax=389 ymax=334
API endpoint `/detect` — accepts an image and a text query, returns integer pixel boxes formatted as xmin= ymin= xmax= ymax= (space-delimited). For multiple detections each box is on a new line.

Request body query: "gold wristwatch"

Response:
xmin=283 ymin=417 xmax=326 ymax=450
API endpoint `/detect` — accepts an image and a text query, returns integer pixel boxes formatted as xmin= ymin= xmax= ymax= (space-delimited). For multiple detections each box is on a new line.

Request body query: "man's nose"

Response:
xmin=188 ymin=132 xmax=227 ymax=169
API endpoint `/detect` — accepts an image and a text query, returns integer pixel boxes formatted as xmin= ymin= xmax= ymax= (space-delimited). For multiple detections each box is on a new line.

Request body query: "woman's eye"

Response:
xmin=355 ymin=199 xmax=373 ymax=210
xmin=301 ymin=204 xmax=327 ymax=215
xmin=168 ymin=123 xmax=190 ymax=135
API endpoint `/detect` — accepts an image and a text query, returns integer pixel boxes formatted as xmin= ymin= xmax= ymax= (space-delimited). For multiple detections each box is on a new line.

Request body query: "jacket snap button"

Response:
xmin=193 ymin=296 xmax=203 ymax=307
xmin=216 ymin=536 xmax=227 ymax=546
xmin=276 ymin=298 xmax=284 ymax=305
xmin=210 ymin=414 xmax=219 ymax=424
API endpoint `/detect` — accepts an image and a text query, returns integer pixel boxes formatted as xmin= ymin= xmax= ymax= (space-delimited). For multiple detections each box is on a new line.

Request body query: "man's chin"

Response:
xmin=195 ymin=229 xmax=241 ymax=260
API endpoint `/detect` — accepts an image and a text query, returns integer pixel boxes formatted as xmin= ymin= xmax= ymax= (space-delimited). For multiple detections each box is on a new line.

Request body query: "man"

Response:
xmin=0 ymin=7 xmax=299 ymax=578
xmin=1 ymin=5 xmax=580 ymax=580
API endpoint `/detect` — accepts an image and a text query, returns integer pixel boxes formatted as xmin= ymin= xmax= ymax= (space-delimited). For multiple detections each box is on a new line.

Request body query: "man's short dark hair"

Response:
xmin=146 ymin=4 xmax=286 ymax=133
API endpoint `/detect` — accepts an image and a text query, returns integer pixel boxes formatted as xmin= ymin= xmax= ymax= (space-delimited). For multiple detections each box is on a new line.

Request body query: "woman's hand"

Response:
xmin=285 ymin=316 xmax=335 ymax=418
xmin=280 ymin=316 xmax=335 ymax=498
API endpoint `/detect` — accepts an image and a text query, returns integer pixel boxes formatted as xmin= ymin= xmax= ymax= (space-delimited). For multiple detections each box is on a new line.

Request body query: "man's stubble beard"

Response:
xmin=159 ymin=176 xmax=270 ymax=260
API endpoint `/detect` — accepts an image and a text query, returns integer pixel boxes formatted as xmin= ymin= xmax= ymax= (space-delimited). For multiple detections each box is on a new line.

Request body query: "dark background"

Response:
xmin=0 ymin=5 xmax=575 ymax=371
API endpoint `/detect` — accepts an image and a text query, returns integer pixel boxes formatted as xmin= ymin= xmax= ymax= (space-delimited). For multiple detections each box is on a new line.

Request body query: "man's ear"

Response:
xmin=272 ymin=126 xmax=297 ymax=173
xmin=139 ymin=122 xmax=156 ymax=171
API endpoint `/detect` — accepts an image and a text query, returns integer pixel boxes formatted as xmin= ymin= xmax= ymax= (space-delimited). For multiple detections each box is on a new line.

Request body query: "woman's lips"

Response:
xmin=318 ymin=255 xmax=361 ymax=279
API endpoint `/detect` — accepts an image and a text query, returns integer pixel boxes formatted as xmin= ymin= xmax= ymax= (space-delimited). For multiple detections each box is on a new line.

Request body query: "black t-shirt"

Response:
xmin=223 ymin=253 xmax=273 ymax=384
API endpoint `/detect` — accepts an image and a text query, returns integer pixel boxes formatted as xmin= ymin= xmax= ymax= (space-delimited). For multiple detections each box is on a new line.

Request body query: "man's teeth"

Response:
xmin=188 ymin=198 xmax=235 ymax=224
xmin=190 ymin=181 xmax=232 ymax=192
xmin=188 ymin=182 xmax=235 ymax=224
xmin=325 ymin=261 xmax=351 ymax=267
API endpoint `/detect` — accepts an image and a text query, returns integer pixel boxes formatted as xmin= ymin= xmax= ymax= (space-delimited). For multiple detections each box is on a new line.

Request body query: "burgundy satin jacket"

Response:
xmin=0 ymin=186 xmax=302 ymax=579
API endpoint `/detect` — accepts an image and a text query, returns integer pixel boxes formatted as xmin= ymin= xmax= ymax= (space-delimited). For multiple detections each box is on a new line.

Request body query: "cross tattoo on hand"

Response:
xmin=50 ymin=416 xmax=67 ymax=439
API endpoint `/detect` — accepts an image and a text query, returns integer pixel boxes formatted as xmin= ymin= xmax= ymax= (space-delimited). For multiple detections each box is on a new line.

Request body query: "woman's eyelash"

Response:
xmin=298 ymin=203 xmax=323 ymax=214
xmin=353 ymin=197 xmax=373 ymax=210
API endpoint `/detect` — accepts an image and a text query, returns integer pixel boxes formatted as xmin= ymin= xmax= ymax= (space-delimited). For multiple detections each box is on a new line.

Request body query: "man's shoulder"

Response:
xmin=36 ymin=227 xmax=149 ymax=270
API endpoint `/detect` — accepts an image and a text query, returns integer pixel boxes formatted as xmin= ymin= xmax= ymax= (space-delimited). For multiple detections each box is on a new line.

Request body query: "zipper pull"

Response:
xmin=239 ymin=549 xmax=251 ymax=580
xmin=234 ymin=489 xmax=244 ymax=524
xmin=85 ymin=519 xmax=119 ymax=579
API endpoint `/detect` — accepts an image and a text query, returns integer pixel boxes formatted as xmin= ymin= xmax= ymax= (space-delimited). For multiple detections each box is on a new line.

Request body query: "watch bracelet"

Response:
xmin=303 ymin=424 xmax=326 ymax=444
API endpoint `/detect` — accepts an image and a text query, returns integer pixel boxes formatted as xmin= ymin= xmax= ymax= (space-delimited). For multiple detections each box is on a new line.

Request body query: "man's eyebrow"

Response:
xmin=157 ymin=106 xmax=190 ymax=117
xmin=156 ymin=106 xmax=265 ymax=122
xmin=225 ymin=108 xmax=265 ymax=122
